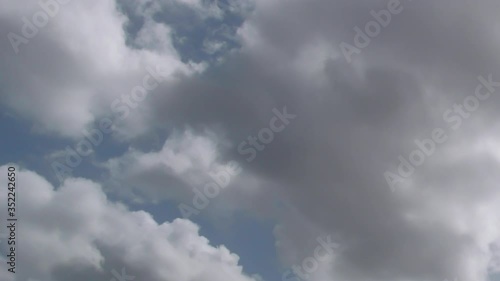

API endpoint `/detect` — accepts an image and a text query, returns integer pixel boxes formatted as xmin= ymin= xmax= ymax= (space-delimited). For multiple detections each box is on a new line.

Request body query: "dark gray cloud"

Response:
xmin=122 ymin=1 xmax=500 ymax=280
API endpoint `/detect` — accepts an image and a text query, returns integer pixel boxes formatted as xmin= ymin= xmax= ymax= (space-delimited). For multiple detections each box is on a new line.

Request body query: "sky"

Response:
xmin=1 ymin=0 xmax=500 ymax=281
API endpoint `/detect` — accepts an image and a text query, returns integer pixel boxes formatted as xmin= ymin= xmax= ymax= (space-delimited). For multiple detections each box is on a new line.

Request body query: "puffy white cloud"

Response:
xmin=0 ymin=0 xmax=200 ymax=138
xmin=103 ymin=129 xmax=227 ymax=201
xmin=0 ymin=164 xmax=260 ymax=281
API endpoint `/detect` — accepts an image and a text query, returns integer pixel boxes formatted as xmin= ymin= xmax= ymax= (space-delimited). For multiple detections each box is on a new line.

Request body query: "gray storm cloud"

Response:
xmin=137 ymin=1 xmax=500 ymax=281
xmin=2 ymin=0 xmax=500 ymax=281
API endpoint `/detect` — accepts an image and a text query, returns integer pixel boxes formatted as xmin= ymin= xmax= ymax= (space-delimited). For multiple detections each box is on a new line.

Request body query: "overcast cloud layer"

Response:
xmin=2 ymin=0 xmax=500 ymax=281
